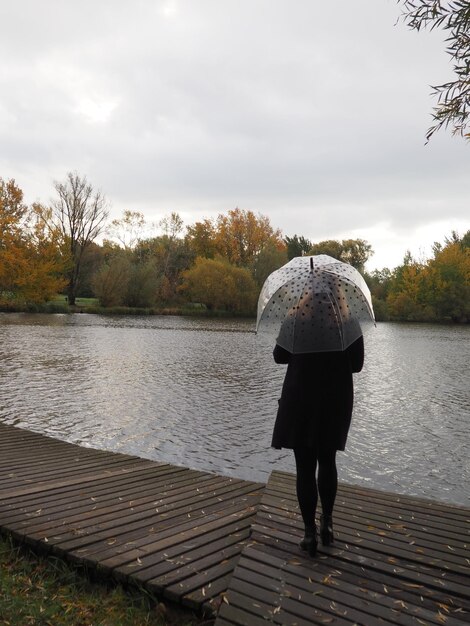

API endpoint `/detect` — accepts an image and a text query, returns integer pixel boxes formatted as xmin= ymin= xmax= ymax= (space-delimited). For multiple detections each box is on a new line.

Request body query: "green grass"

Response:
xmin=0 ymin=295 xmax=254 ymax=318
xmin=0 ymin=533 xmax=210 ymax=626
xmin=52 ymin=295 xmax=99 ymax=308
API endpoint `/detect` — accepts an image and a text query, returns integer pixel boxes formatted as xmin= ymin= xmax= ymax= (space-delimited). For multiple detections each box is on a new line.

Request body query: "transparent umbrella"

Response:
xmin=256 ymin=255 xmax=375 ymax=353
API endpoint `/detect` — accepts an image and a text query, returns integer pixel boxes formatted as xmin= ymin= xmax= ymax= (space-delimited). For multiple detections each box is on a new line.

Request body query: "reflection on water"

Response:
xmin=0 ymin=312 xmax=469 ymax=507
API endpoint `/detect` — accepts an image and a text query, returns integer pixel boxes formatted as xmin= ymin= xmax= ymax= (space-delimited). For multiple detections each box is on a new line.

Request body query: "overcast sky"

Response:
xmin=1 ymin=0 xmax=469 ymax=270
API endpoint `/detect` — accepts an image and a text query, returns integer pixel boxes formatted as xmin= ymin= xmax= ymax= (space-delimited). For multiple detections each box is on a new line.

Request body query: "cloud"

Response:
xmin=1 ymin=0 xmax=468 ymax=269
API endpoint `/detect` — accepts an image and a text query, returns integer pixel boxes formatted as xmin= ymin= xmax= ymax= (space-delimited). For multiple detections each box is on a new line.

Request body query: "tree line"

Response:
xmin=1 ymin=173 xmax=469 ymax=322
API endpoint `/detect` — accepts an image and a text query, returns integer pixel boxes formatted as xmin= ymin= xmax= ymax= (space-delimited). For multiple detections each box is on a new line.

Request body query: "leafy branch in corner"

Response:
xmin=400 ymin=0 xmax=470 ymax=141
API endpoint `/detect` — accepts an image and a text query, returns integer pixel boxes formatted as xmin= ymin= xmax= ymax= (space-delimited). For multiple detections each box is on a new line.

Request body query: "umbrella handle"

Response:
xmin=310 ymin=257 xmax=313 ymax=270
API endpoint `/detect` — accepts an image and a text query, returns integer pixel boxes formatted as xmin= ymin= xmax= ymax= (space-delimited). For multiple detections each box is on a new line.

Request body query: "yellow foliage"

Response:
xmin=215 ymin=208 xmax=284 ymax=267
xmin=0 ymin=179 xmax=67 ymax=304
xmin=180 ymin=256 xmax=257 ymax=313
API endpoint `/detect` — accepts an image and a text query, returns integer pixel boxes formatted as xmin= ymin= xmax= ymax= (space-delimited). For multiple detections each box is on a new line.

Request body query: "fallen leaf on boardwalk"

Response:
xmin=394 ymin=600 xmax=407 ymax=609
xmin=107 ymin=538 xmax=117 ymax=545
xmin=136 ymin=557 xmax=143 ymax=565
xmin=383 ymin=586 xmax=388 ymax=594
xmin=202 ymin=587 xmax=205 ymax=596
xmin=436 ymin=613 xmax=447 ymax=624
xmin=223 ymin=595 xmax=229 ymax=605
xmin=403 ymin=583 xmax=423 ymax=588
xmin=447 ymin=545 xmax=455 ymax=551
xmin=437 ymin=603 xmax=450 ymax=613
xmin=273 ymin=606 xmax=281 ymax=614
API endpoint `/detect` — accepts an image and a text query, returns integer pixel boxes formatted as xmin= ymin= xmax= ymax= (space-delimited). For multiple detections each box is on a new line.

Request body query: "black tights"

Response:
xmin=293 ymin=447 xmax=337 ymax=528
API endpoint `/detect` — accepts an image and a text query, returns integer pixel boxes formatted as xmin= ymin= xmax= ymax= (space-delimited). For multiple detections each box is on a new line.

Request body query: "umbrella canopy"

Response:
xmin=256 ymin=255 xmax=375 ymax=353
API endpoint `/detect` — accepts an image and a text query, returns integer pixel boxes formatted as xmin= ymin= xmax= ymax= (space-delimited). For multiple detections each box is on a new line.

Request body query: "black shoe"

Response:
xmin=320 ymin=515 xmax=334 ymax=546
xmin=299 ymin=525 xmax=318 ymax=556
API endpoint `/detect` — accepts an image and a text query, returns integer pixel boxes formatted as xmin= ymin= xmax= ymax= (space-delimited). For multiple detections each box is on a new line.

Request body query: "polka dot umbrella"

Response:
xmin=256 ymin=255 xmax=375 ymax=353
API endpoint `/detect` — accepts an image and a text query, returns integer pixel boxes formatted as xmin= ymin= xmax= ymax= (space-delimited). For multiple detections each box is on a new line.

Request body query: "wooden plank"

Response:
xmin=145 ymin=528 xmax=251 ymax=589
xmin=0 ymin=460 xmax=158 ymax=499
xmin=213 ymin=469 xmax=470 ymax=626
xmin=217 ymin=602 xmax=280 ymax=626
xmin=126 ymin=517 xmax=253 ymax=587
xmin=270 ymin=472 xmax=470 ymax=528
xmin=246 ymin=537 xmax=470 ymax=618
xmin=236 ymin=548 xmax=461 ymax=626
xmin=2 ymin=424 xmax=469 ymax=624
xmin=164 ymin=555 xmax=239 ymax=605
xmin=0 ymin=465 xmax=191 ymax=523
xmin=229 ymin=574 xmax=396 ymax=626
xmin=47 ymin=481 xmax=260 ymax=556
xmin=4 ymin=468 xmax=214 ymax=533
xmin=0 ymin=464 xmax=188 ymax=511
xmin=93 ymin=500 xmax=257 ymax=573
xmin=256 ymin=508 xmax=470 ymax=572
xmin=0 ymin=455 xmax=150 ymax=489
xmin=250 ymin=523 xmax=470 ymax=600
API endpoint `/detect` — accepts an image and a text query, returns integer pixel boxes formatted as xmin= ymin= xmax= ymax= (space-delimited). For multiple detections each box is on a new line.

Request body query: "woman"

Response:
xmin=272 ymin=335 xmax=364 ymax=556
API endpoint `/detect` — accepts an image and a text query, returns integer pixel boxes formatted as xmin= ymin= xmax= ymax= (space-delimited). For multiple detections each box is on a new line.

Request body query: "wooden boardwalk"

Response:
xmin=216 ymin=471 xmax=470 ymax=626
xmin=1 ymin=423 xmax=469 ymax=624
xmin=0 ymin=423 xmax=263 ymax=616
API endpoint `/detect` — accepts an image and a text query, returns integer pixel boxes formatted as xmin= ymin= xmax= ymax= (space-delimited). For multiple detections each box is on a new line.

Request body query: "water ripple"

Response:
xmin=0 ymin=313 xmax=468 ymax=507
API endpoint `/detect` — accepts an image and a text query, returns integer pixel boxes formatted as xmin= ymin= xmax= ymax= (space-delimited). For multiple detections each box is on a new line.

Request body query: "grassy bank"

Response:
xmin=0 ymin=533 xmax=211 ymax=626
xmin=0 ymin=297 xmax=254 ymax=318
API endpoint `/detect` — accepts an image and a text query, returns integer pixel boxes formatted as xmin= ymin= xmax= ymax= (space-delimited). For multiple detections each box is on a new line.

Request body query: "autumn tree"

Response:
xmin=23 ymin=203 xmax=68 ymax=302
xmin=0 ymin=179 xmax=66 ymax=305
xmin=252 ymin=240 xmax=288 ymax=287
xmin=309 ymin=238 xmax=373 ymax=272
xmin=75 ymin=241 xmax=105 ymax=298
xmin=285 ymin=234 xmax=312 ymax=260
xmin=425 ymin=231 xmax=470 ymax=320
xmin=125 ymin=260 xmax=159 ymax=308
xmin=386 ymin=253 xmax=430 ymax=320
xmin=185 ymin=218 xmax=219 ymax=259
xmin=49 ymin=172 xmax=109 ymax=305
xmin=214 ymin=209 xmax=284 ymax=268
xmin=365 ymin=267 xmax=394 ymax=320
xmin=92 ymin=254 xmax=131 ymax=307
xmin=0 ymin=178 xmax=28 ymax=298
xmin=180 ymin=256 xmax=258 ymax=314
xmin=132 ymin=213 xmax=193 ymax=305
xmin=400 ymin=1 xmax=470 ymax=140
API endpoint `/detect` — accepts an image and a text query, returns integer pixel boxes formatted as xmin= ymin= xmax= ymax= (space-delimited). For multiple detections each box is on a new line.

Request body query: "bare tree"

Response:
xmin=106 ymin=210 xmax=146 ymax=250
xmin=51 ymin=172 xmax=109 ymax=305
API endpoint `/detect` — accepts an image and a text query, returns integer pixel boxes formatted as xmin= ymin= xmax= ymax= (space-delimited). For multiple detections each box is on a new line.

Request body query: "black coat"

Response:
xmin=271 ymin=336 xmax=364 ymax=451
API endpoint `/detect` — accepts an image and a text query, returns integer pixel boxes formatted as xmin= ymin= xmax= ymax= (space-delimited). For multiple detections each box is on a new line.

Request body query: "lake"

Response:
xmin=0 ymin=313 xmax=468 ymax=507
